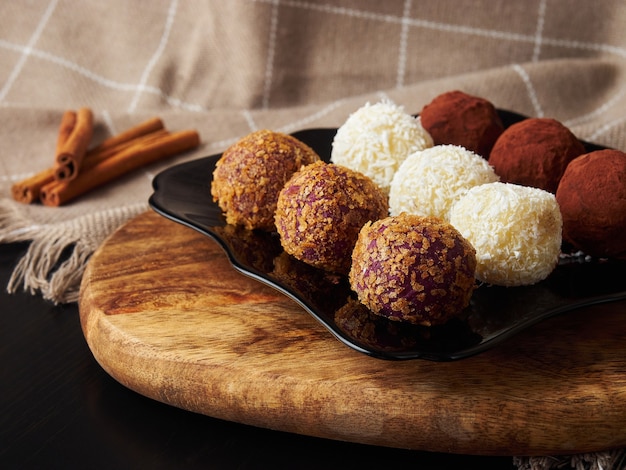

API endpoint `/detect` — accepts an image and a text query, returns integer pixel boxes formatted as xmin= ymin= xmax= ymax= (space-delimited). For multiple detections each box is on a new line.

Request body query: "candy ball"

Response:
xmin=211 ymin=129 xmax=320 ymax=231
xmin=389 ymin=144 xmax=499 ymax=221
xmin=556 ymin=149 xmax=626 ymax=259
xmin=449 ymin=182 xmax=562 ymax=286
xmin=349 ymin=213 xmax=477 ymax=327
xmin=275 ymin=161 xmax=388 ymax=274
xmin=420 ymin=90 xmax=504 ymax=158
xmin=331 ymin=100 xmax=433 ymax=194
xmin=488 ymin=118 xmax=586 ymax=193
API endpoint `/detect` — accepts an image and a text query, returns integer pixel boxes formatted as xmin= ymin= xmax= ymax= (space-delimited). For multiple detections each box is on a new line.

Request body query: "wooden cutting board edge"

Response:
xmin=79 ymin=210 xmax=626 ymax=456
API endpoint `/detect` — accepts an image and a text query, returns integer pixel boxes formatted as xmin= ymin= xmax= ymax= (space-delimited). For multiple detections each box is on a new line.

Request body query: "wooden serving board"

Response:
xmin=79 ymin=210 xmax=626 ymax=456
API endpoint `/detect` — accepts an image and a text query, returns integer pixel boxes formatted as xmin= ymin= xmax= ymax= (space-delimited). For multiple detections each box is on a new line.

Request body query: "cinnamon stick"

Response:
xmin=85 ymin=128 xmax=169 ymax=162
xmin=54 ymin=107 xmax=94 ymax=181
xmin=40 ymin=129 xmax=200 ymax=207
xmin=11 ymin=168 xmax=56 ymax=204
xmin=91 ymin=116 xmax=164 ymax=153
xmin=56 ymin=110 xmax=77 ymax=154
xmin=53 ymin=116 xmax=164 ymax=182
xmin=11 ymin=110 xmax=78 ymax=203
xmin=12 ymin=123 xmax=167 ymax=204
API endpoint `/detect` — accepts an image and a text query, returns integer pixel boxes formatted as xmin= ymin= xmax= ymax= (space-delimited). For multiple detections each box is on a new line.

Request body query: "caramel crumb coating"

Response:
xmin=275 ymin=161 xmax=389 ymax=274
xmin=211 ymin=130 xmax=320 ymax=231
xmin=349 ymin=213 xmax=476 ymax=327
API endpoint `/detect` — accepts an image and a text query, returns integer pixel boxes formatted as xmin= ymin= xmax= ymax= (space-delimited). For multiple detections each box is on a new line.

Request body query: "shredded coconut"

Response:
xmin=449 ymin=182 xmax=563 ymax=286
xmin=331 ymin=100 xmax=433 ymax=194
xmin=389 ymin=144 xmax=499 ymax=221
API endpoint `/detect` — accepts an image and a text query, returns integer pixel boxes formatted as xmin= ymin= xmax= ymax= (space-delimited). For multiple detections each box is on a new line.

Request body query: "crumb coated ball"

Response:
xmin=420 ymin=90 xmax=504 ymax=158
xmin=275 ymin=161 xmax=388 ymax=274
xmin=489 ymin=118 xmax=586 ymax=193
xmin=349 ymin=213 xmax=477 ymax=327
xmin=211 ymin=129 xmax=320 ymax=231
xmin=389 ymin=144 xmax=499 ymax=221
xmin=556 ymin=149 xmax=626 ymax=259
xmin=331 ymin=100 xmax=433 ymax=194
xmin=449 ymin=182 xmax=562 ymax=286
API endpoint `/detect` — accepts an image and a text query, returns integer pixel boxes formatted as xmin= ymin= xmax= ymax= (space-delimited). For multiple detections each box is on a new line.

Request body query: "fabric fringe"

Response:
xmin=1 ymin=200 xmax=148 ymax=304
xmin=514 ymin=449 xmax=626 ymax=470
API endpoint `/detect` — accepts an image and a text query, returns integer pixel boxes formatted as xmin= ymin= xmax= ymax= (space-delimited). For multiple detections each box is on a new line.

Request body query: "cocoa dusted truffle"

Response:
xmin=275 ymin=161 xmax=388 ymax=274
xmin=449 ymin=182 xmax=562 ymax=286
xmin=419 ymin=90 xmax=504 ymax=158
xmin=556 ymin=149 xmax=626 ymax=259
xmin=488 ymin=118 xmax=586 ymax=193
xmin=349 ymin=213 xmax=477 ymax=327
xmin=211 ymin=129 xmax=320 ymax=231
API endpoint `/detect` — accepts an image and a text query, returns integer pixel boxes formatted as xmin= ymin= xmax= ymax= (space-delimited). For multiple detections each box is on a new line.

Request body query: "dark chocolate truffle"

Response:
xmin=349 ymin=213 xmax=476 ymax=327
xmin=275 ymin=161 xmax=388 ymax=274
xmin=419 ymin=90 xmax=504 ymax=158
xmin=556 ymin=149 xmax=626 ymax=259
xmin=489 ymin=118 xmax=586 ymax=193
xmin=211 ymin=130 xmax=320 ymax=231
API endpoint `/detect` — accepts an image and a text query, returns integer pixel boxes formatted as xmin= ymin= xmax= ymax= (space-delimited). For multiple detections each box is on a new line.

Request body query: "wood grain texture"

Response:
xmin=79 ymin=210 xmax=626 ymax=456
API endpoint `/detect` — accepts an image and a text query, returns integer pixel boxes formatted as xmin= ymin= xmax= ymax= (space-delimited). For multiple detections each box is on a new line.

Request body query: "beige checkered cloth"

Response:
xmin=1 ymin=1 xmax=625 ymax=467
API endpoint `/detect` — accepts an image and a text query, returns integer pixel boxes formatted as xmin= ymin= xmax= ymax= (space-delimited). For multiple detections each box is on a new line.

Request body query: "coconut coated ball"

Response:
xmin=420 ymin=90 xmax=504 ymax=158
xmin=331 ymin=100 xmax=433 ymax=194
xmin=556 ymin=149 xmax=626 ymax=259
xmin=349 ymin=213 xmax=477 ymax=327
xmin=488 ymin=118 xmax=586 ymax=193
xmin=211 ymin=129 xmax=320 ymax=231
xmin=389 ymin=144 xmax=499 ymax=221
xmin=449 ymin=182 xmax=562 ymax=286
xmin=275 ymin=161 xmax=388 ymax=274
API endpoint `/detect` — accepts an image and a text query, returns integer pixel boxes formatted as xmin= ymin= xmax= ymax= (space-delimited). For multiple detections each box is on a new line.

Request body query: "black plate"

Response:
xmin=149 ymin=110 xmax=626 ymax=361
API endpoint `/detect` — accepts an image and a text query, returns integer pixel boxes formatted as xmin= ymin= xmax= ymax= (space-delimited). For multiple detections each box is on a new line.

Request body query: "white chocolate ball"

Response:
xmin=449 ymin=182 xmax=563 ymax=286
xmin=389 ymin=144 xmax=499 ymax=221
xmin=331 ymin=100 xmax=433 ymax=194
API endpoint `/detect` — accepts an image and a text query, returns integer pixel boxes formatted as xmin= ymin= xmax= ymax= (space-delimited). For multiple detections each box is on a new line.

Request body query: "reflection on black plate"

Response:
xmin=149 ymin=110 xmax=626 ymax=361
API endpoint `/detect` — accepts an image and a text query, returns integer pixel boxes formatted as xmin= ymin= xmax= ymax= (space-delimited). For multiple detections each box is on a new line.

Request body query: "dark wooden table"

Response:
xmin=0 ymin=241 xmax=513 ymax=469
